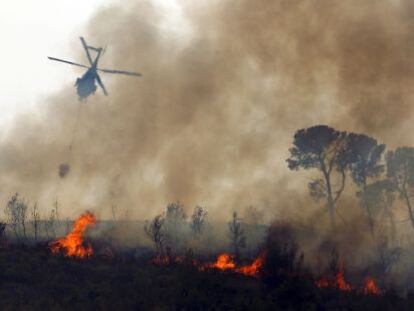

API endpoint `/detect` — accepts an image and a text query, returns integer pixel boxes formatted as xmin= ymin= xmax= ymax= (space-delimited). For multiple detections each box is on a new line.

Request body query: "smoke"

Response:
xmin=1 ymin=0 xmax=414 ymax=223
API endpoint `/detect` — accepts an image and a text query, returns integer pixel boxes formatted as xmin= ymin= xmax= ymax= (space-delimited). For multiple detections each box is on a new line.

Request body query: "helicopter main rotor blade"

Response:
xmin=80 ymin=37 xmax=93 ymax=65
xmin=97 ymin=68 xmax=142 ymax=77
xmin=96 ymin=74 xmax=108 ymax=96
xmin=47 ymin=57 xmax=89 ymax=69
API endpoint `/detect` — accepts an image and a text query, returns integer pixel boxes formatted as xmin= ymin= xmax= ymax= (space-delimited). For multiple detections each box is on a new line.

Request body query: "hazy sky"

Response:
xmin=0 ymin=0 xmax=186 ymax=128
xmin=0 ymin=1 xmax=118 ymax=126
xmin=1 ymin=0 xmax=413 ymax=222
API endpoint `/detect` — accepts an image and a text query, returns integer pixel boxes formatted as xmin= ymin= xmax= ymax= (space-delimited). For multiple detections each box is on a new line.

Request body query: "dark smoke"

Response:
xmin=0 ymin=0 xmax=414 ymax=223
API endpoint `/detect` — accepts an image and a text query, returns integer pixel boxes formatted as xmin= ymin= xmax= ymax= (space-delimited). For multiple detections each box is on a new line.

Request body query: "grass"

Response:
xmin=0 ymin=245 xmax=411 ymax=310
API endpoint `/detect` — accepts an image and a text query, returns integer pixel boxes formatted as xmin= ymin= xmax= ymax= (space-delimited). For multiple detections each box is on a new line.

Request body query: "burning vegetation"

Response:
xmin=4 ymin=119 xmax=414 ymax=308
xmin=315 ymin=262 xmax=380 ymax=295
xmin=363 ymin=277 xmax=380 ymax=295
xmin=316 ymin=262 xmax=352 ymax=292
xmin=49 ymin=212 xmax=96 ymax=258
xmin=236 ymin=254 xmax=265 ymax=277
xmin=199 ymin=252 xmax=264 ymax=277
xmin=205 ymin=253 xmax=236 ymax=271
xmin=0 ymin=203 xmax=410 ymax=309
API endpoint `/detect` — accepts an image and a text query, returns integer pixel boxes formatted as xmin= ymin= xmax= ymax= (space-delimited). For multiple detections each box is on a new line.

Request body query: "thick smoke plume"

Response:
xmin=1 ymin=0 xmax=414 ymax=222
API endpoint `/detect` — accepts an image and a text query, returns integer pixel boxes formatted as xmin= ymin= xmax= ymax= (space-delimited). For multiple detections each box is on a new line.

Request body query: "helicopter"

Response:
xmin=48 ymin=37 xmax=142 ymax=100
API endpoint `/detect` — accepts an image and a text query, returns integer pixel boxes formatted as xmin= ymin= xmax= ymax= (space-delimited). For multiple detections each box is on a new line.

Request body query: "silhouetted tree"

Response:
xmin=111 ymin=204 xmax=118 ymax=222
xmin=5 ymin=193 xmax=28 ymax=240
xmin=144 ymin=214 xmax=165 ymax=256
xmin=228 ymin=211 xmax=246 ymax=259
xmin=48 ymin=205 xmax=58 ymax=238
xmin=287 ymin=125 xmax=349 ymax=229
xmin=31 ymin=203 xmax=40 ymax=241
xmin=346 ymin=133 xmax=385 ymax=235
xmin=364 ymin=180 xmax=396 ymax=242
xmin=0 ymin=222 xmax=7 ymax=248
xmin=244 ymin=206 xmax=264 ymax=256
xmin=386 ymin=147 xmax=414 ymax=231
xmin=165 ymin=202 xmax=186 ymax=251
xmin=263 ymin=223 xmax=303 ymax=282
xmin=53 ymin=199 xmax=60 ymax=225
xmin=190 ymin=205 xmax=208 ymax=236
xmin=374 ymin=236 xmax=401 ymax=277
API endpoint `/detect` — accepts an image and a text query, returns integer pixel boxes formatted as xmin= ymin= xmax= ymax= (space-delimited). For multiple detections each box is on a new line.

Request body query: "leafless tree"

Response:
xmin=53 ymin=199 xmax=60 ymax=225
xmin=165 ymin=202 xmax=186 ymax=251
xmin=0 ymin=222 xmax=7 ymax=248
xmin=228 ymin=211 xmax=246 ymax=259
xmin=111 ymin=204 xmax=118 ymax=222
xmin=31 ymin=203 xmax=40 ymax=241
xmin=45 ymin=204 xmax=58 ymax=239
xmin=44 ymin=218 xmax=50 ymax=239
xmin=190 ymin=205 xmax=207 ymax=236
xmin=5 ymin=193 xmax=28 ymax=240
xmin=244 ymin=206 xmax=264 ymax=256
xmin=144 ymin=214 xmax=166 ymax=256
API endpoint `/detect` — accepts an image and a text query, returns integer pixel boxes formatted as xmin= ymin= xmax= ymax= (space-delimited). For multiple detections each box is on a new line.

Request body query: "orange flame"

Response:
xmin=316 ymin=270 xmax=381 ymax=295
xmin=236 ymin=254 xmax=265 ymax=276
xmin=363 ymin=277 xmax=380 ymax=295
xmin=335 ymin=263 xmax=352 ymax=291
xmin=200 ymin=253 xmax=264 ymax=277
xmin=315 ymin=262 xmax=351 ymax=292
xmin=50 ymin=212 xmax=96 ymax=258
xmin=211 ymin=253 xmax=237 ymax=270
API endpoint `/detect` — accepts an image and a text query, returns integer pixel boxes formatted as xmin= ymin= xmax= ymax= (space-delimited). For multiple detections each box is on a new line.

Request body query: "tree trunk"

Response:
xmin=385 ymin=196 xmax=396 ymax=245
xmin=402 ymin=190 xmax=414 ymax=231
xmin=33 ymin=220 xmax=37 ymax=241
xmin=327 ymin=196 xmax=336 ymax=230
xmin=366 ymin=203 xmax=375 ymax=237
xmin=323 ymin=169 xmax=336 ymax=230
xmin=388 ymin=211 xmax=396 ymax=245
xmin=362 ymin=182 xmax=375 ymax=238
xmin=21 ymin=219 xmax=27 ymax=240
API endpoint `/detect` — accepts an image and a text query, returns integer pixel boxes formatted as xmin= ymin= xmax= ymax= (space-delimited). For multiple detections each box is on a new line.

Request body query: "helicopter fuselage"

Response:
xmin=75 ymin=68 xmax=98 ymax=101
xmin=48 ymin=37 xmax=141 ymax=100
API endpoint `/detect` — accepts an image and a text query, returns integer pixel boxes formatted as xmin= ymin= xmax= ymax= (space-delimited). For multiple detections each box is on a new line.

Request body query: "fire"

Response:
xmin=200 ymin=253 xmax=264 ymax=277
xmin=211 ymin=253 xmax=236 ymax=270
xmin=363 ymin=277 xmax=380 ymax=295
xmin=236 ymin=254 xmax=265 ymax=276
xmin=50 ymin=212 xmax=96 ymax=258
xmin=315 ymin=262 xmax=351 ymax=292
xmin=315 ymin=263 xmax=381 ymax=295
xmin=335 ymin=263 xmax=352 ymax=291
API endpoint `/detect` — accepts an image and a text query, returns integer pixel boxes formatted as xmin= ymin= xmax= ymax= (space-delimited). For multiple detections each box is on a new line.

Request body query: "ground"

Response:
xmin=0 ymin=245 xmax=412 ymax=310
